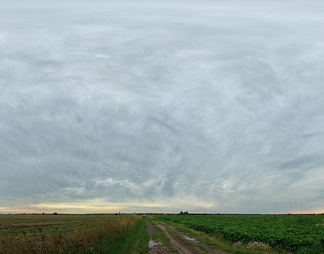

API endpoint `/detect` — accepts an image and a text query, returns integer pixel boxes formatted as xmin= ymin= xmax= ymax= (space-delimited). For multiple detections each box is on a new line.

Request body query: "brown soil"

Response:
xmin=150 ymin=245 xmax=170 ymax=254
xmin=146 ymin=221 xmax=156 ymax=235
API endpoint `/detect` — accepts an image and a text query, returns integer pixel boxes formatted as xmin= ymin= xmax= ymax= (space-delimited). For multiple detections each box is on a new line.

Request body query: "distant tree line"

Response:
xmin=179 ymin=211 xmax=189 ymax=215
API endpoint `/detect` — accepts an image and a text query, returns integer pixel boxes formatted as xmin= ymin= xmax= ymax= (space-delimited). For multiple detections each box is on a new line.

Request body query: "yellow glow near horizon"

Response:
xmin=31 ymin=202 xmax=170 ymax=211
xmin=31 ymin=203 xmax=125 ymax=212
xmin=0 ymin=200 xmax=172 ymax=214
xmin=290 ymin=208 xmax=324 ymax=214
xmin=1 ymin=200 xmax=322 ymax=214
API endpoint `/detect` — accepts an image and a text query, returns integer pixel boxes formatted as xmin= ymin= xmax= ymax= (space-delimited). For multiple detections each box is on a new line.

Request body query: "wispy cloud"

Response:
xmin=1 ymin=0 xmax=324 ymax=214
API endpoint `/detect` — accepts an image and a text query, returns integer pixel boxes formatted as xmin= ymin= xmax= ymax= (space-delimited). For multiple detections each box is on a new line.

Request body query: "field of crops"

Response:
xmin=157 ymin=214 xmax=324 ymax=253
xmin=0 ymin=214 xmax=148 ymax=254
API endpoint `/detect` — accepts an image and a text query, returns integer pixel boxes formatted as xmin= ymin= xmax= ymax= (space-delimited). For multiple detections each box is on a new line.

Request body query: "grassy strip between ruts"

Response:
xmin=0 ymin=215 xmax=149 ymax=254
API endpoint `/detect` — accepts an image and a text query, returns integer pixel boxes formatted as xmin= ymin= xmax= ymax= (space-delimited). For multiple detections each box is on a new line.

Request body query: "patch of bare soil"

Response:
xmin=150 ymin=245 xmax=170 ymax=254
xmin=146 ymin=221 xmax=156 ymax=235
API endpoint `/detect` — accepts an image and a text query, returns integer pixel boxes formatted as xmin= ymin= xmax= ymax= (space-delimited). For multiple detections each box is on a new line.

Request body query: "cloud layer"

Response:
xmin=1 ymin=0 xmax=324 ymax=213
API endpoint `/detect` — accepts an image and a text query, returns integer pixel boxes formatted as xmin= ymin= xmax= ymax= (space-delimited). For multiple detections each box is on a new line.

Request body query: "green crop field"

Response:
xmin=0 ymin=214 xmax=149 ymax=254
xmin=156 ymin=214 xmax=324 ymax=253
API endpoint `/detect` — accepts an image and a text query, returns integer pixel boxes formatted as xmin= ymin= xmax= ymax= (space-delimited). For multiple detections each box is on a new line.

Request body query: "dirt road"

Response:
xmin=146 ymin=220 xmax=229 ymax=254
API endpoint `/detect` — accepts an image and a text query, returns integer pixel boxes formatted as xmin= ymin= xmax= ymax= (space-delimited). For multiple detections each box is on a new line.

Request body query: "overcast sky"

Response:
xmin=0 ymin=0 xmax=324 ymax=214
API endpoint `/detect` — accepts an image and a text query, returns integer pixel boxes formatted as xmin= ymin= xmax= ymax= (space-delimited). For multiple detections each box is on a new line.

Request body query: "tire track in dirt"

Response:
xmin=146 ymin=220 xmax=169 ymax=254
xmin=156 ymin=223 xmax=197 ymax=254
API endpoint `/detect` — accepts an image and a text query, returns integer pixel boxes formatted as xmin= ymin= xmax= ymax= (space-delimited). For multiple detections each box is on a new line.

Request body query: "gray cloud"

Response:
xmin=1 ymin=0 xmax=324 ymax=213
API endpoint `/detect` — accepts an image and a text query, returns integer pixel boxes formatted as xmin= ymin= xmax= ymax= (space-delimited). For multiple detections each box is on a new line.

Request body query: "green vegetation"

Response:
xmin=113 ymin=218 xmax=149 ymax=254
xmin=0 ymin=214 xmax=149 ymax=254
xmin=156 ymin=214 xmax=324 ymax=253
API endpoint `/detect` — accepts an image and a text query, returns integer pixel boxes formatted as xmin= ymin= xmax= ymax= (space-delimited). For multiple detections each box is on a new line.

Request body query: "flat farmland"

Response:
xmin=2 ymin=214 xmax=324 ymax=253
xmin=155 ymin=214 xmax=324 ymax=253
xmin=0 ymin=214 xmax=149 ymax=254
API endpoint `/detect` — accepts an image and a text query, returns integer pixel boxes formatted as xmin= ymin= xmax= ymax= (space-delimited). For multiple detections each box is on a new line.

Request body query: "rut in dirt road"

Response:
xmin=156 ymin=223 xmax=197 ymax=254
xmin=146 ymin=220 xmax=169 ymax=254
